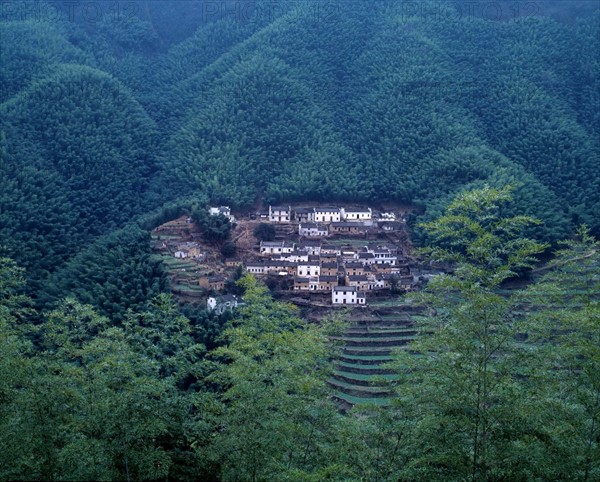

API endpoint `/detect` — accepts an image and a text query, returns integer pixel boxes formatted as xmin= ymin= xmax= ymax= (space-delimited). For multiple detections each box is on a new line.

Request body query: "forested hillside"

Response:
xmin=1 ymin=0 xmax=598 ymax=300
xmin=1 ymin=2 xmax=598 ymax=479
xmin=1 ymin=187 xmax=599 ymax=481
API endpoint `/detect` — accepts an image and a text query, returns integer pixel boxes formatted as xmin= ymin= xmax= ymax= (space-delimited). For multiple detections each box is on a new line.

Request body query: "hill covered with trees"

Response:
xmin=1 ymin=2 xmax=598 ymax=478
xmin=2 ymin=2 xmax=598 ymax=295
xmin=1 ymin=187 xmax=598 ymax=480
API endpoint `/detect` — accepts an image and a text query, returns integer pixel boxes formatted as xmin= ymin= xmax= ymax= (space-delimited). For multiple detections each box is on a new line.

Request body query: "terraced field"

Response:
xmin=157 ymin=254 xmax=205 ymax=299
xmin=330 ymin=313 xmax=419 ymax=409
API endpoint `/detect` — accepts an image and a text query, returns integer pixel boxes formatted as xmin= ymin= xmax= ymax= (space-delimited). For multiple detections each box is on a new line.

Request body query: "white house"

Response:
xmin=371 ymin=249 xmax=397 ymax=265
xmin=297 ymin=262 xmax=320 ymax=278
xmin=276 ymin=250 xmax=309 ymax=263
xmin=246 ymin=262 xmax=267 ymax=275
xmin=174 ymin=250 xmax=188 ymax=259
xmin=314 ymin=207 xmax=341 ymax=223
xmin=299 ymin=223 xmax=328 ymax=238
xmin=260 ymin=241 xmax=295 ymax=255
xmin=209 ymin=206 xmax=235 ymax=223
xmin=332 ymin=286 xmax=366 ymax=305
xmin=341 ymin=207 xmax=372 ymax=221
xmin=207 ymin=294 xmax=244 ymax=315
xmin=269 ymin=205 xmax=291 ymax=223
xmin=298 ymin=240 xmax=321 ymax=255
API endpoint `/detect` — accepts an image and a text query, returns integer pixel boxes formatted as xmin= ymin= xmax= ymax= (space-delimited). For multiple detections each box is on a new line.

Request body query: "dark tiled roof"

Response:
xmin=333 ymin=286 xmax=357 ymax=292
xmin=318 ymin=276 xmax=338 ymax=282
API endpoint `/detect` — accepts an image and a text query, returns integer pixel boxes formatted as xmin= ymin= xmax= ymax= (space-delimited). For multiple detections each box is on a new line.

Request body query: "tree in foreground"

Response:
xmin=390 ymin=185 xmax=550 ymax=481
xmin=522 ymin=225 xmax=600 ymax=481
xmin=198 ymin=274 xmax=346 ymax=481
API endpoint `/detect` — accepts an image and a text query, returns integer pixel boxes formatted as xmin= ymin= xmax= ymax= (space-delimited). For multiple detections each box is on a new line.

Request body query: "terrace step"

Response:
xmin=343 ymin=346 xmax=396 ymax=356
xmin=332 ymin=392 xmax=391 ymax=407
xmin=342 ymin=328 xmax=418 ymax=338
xmin=337 ymin=361 xmax=395 ymax=375
xmin=334 ymin=336 xmax=414 ymax=347
xmin=339 ymin=354 xmax=395 ymax=365
xmin=327 ymin=379 xmax=391 ymax=398
xmin=332 ymin=371 xmax=400 ymax=387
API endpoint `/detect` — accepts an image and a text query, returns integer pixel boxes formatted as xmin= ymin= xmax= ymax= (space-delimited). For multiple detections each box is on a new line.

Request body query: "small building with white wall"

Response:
xmin=332 ymin=286 xmax=366 ymax=305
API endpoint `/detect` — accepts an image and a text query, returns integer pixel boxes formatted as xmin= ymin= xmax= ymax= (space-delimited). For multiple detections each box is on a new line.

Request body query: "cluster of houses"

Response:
xmin=252 ymin=205 xmax=404 ymax=237
xmin=163 ymin=205 xmax=415 ymax=307
xmin=169 ymin=242 xmax=205 ymax=260
xmin=246 ymin=240 xmax=414 ymax=305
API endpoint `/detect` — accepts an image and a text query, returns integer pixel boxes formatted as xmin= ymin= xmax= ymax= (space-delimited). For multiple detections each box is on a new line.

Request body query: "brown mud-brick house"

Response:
xmin=330 ymin=222 xmax=368 ymax=235
xmin=294 ymin=277 xmax=311 ymax=291
xmin=344 ymin=262 xmax=367 ymax=277
xmin=320 ymin=262 xmax=339 ymax=277
xmin=200 ymin=275 xmax=227 ymax=291
xmin=294 ymin=207 xmax=315 ymax=223
xmin=345 ymin=274 xmax=371 ymax=291
xmin=317 ymin=275 xmax=338 ymax=291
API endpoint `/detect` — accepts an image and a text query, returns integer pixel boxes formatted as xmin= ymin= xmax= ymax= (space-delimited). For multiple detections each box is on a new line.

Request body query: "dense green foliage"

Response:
xmin=253 ymin=222 xmax=276 ymax=242
xmin=1 ymin=0 xmax=598 ymax=304
xmin=1 ymin=187 xmax=599 ymax=480
xmin=1 ymin=1 xmax=599 ymax=477
xmin=191 ymin=208 xmax=233 ymax=245
xmin=40 ymin=226 xmax=169 ymax=321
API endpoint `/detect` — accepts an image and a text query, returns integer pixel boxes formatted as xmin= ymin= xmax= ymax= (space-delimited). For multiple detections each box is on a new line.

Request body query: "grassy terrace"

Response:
xmin=369 ymin=298 xmax=417 ymax=307
xmin=340 ymin=354 xmax=395 ymax=363
xmin=333 ymin=371 xmax=400 ymax=382
xmin=332 ymin=307 xmax=418 ymax=407
xmin=371 ymin=314 xmax=414 ymax=321
xmin=161 ymin=258 xmax=199 ymax=269
xmin=343 ymin=345 xmax=395 ymax=353
xmin=172 ymin=284 xmax=203 ymax=295
xmin=325 ymin=239 xmax=373 ymax=247
xmin=328 ymin=378 xmax=391 ymax=394
xmin=338 ymin=361 xmax=398 ymax=371
xmin=333 ymin=392 xmax=391 ymax=407
xmin=345 ymin=327 xmax=417 ymax=334
xmin=336 ymin=335 xmax=414 ymax=344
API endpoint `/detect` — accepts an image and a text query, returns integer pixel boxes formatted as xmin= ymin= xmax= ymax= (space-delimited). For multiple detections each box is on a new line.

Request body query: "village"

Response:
xmin=151 ymin=203 xmax=439 ymax=314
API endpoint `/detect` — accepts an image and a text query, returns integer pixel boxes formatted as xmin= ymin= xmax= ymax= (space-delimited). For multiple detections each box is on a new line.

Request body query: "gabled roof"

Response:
xmin=318 ymin=276 xmax=338 ymax=282
xmin=333 ymin=286 xmax=357 ymax=292
xmin=344 ymin=207 xmax=371 ymax=213
xmin=219 ymin=294 xmax=240 ymax=303
xmin=345 ymin=262 xmax=364 ymax=269
xmin=207 ymin=275 xmax=227 ymax=282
